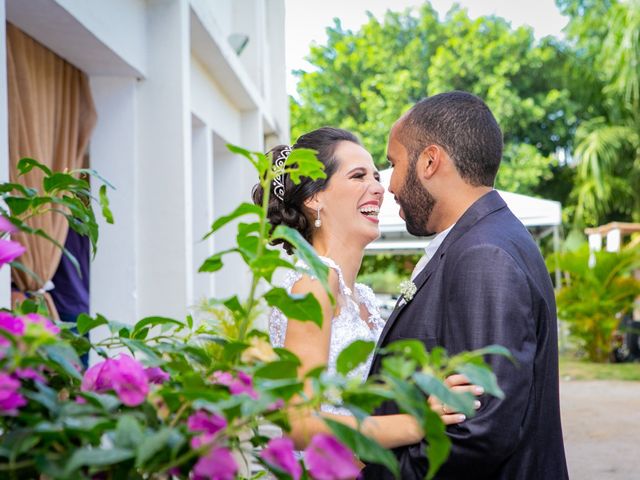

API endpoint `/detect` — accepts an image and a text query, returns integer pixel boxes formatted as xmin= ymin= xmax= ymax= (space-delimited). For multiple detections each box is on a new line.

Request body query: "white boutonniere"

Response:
xmin=398 ymin=279 xmax=417 ymax=305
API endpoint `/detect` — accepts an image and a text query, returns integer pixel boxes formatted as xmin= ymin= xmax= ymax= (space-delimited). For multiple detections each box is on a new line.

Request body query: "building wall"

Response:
xmin=2 ymin=0 xmax=289 ymax=325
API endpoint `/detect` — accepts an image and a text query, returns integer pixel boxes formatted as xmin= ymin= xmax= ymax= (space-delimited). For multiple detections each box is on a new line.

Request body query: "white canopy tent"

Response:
xmin=368 ymin=169 xmax=562 ymax=254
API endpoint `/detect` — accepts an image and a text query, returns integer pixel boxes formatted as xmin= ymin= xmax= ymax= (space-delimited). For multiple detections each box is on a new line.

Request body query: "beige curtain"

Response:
xmin=7 ymin=23 xmax=97 ymax=317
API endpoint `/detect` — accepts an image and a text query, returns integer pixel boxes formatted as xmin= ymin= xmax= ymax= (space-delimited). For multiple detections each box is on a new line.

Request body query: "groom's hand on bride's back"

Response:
xmin=429 ymin=374 xmax=484 ymax=425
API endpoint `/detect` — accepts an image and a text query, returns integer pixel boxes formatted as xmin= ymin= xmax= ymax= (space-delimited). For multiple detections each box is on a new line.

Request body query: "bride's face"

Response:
xmin=312 ymin=141 xmax=384 ymax=246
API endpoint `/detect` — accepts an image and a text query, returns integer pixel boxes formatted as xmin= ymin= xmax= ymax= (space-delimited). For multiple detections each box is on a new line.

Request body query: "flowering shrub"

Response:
xmin=0 ymin=154 xmax=509 ymax=479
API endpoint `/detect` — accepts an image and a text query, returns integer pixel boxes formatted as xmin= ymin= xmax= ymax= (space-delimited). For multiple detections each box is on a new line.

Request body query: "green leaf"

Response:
xmin=336 ymin=340 xmax=375 ymax=375
xmin=23 ymin=382 xmax=59 ymax=414
xmin=77 ymin=313 xmax=108 ymax=335
xmin=198 ymin=249 xmax=236 ymax=272
xmin=76 ymin=391 xmax=121 ymax=412
xmin=43 ymin=172 xmax=89 ymax=193
xmin=204 ymin=203 xmax=264 ymax=239
xmin=264 ymin=287 xmax=323 ymax=327
xmin=254 ymin=360 xmax=299 ymax=379
xmin=413 ymin=372 xmax=476 ymax=417
xmin=284 ymin=148 xmax=327 ymax=183
xmin=423 ymin=403 xmax=452 ymax=480
xmin=273 ymin=348 xmax=301 ymax=365
xmin=237 ymin=232 xmax=260 ymax=261
xmin=455 ymin=363 xmax=505 ymax=399
xmin=114 ymin=415 xmax=144 ymax=450
xmin=99 ymin=184 xmax=114 ymax=224
xmin=9 ymin=260 xmax=43 ymax=286
xmin=0 ymin=182 xmax=37 ymax=196
xmin=64 ymin=447 xmax=134 ymax=475
xmin=5 ymin=197 xmax=32 ymax=216
xmin=132 ymin=316 xmax=183 ymax=337
xmin=73 ymin=168 xmax=116 ymax=189
xmin=384 ymin=339 xmax=430 ymax=365
xmin=323 ymin=418 xmax=399 ymax=478
xmin=136 ymin=428 xmax=172 ymax=467
xmin=380 ymin=356 xmax=417 ymax=380
xmin=43 ymin=344 xmax=83 ymax=381
xmin=121 ymin=338 xmax=162 ymax=365
xmin=250 ymin=252 xmax=294 ymax=282
xmin=271 ymin=225 xmax=331 ymax=295
xmin=223 ymin=296 xmax=246 ymax=317
xmin=16 ymin=157 xmax=52 ymax=176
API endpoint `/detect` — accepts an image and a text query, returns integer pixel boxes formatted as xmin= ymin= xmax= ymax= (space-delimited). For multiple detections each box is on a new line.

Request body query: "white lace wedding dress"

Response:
xmin=269 ymin=256 xmax=385 ymax=415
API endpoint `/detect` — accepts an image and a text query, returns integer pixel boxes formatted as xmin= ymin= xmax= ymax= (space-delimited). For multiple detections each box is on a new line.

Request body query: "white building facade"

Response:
xmin=0 ymin=0 xmax=289 ymax=323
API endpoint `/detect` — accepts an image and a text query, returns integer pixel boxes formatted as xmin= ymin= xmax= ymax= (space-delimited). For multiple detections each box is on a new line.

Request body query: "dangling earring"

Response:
xmin=315 ymin=205 xmax=322 ymax=228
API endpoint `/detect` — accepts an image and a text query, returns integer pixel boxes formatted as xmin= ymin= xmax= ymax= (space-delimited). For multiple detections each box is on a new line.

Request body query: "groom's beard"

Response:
xmin=398 ymin=163 xmax=436 ymax=237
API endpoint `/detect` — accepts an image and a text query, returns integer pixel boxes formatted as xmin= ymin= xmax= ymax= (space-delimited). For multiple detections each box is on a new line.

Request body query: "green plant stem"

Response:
xmin=169 ymin=401 xmax=191 ymax=429
xmin=0 ymin=459 xmax=35 ymax=471
xmin=238 ymin=169 xmax=273 ymax=342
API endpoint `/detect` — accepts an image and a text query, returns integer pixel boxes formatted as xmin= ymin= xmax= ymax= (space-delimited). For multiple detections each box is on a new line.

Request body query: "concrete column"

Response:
xmin=265 ymin=0 xmax=289 ymax=141
xmin=210 ymin=110 xmax=262 ymax=301
xmin=191 ymin=117 xmax=215 ymax=302
xmin=136 ymin=0 xmax=192 ymax=319
xmin=233 ymin=0 xmax=263 ymax=95
xmin=89 ymin=76 xmax=139 ymax=324
xmin=0 ymin=1 xmax=11 ymax=307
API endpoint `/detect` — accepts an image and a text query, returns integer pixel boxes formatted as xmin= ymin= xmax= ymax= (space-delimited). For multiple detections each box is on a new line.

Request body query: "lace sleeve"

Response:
xmin=355 ymin=283 xmax=385 ymax=331
xmin=268 ymin=269 xmax=303 ymax=348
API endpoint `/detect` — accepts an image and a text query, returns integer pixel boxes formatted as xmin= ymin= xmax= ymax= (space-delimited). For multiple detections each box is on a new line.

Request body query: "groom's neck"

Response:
xmin=432 ymin=185 xmax=493 ymax=234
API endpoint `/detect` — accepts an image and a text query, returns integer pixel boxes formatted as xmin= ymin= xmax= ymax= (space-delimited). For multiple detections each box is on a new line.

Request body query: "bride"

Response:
xmin=252 ymin=127 xmax=478 ymax=449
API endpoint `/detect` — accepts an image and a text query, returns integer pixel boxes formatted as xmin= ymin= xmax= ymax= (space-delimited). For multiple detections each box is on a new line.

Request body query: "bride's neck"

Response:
xmin=312 ymin=237 xmax=364 ymax=291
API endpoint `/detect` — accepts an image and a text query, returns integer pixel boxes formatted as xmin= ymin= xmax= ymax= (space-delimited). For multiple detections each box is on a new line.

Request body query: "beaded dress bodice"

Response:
xmin=268 ymin=256 xmax=385 ymax=415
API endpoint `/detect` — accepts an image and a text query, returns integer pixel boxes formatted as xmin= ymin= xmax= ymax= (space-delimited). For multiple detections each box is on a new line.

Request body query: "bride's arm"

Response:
xmin=284 ymin=275 xmax=472 ymax=450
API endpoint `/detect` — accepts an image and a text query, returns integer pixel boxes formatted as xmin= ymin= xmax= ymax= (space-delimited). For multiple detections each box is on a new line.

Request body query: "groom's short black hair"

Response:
xmin=399 ymin=91 xmax=503 ymax=187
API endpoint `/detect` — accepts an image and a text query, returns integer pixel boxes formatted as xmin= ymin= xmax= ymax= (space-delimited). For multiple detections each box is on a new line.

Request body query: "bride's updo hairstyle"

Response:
xmin=252 ymin=127 xmax=362 ymax=254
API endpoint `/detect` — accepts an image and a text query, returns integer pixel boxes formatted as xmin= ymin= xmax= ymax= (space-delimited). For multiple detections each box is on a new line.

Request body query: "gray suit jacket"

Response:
xmin=363 ymin=191 xmax=568 ymax=479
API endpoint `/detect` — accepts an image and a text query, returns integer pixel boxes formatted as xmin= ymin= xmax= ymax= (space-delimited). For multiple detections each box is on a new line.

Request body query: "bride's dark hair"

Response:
xmin=252 ymin=127 xmax=361 ymax=254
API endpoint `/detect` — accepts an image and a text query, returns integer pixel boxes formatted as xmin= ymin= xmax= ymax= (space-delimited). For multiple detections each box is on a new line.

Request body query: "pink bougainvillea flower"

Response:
xmin=260 ymin=437 xmax=302 ymax=480
xmin=81 ymin=358 xmax=117 ymax=392
xmin=0 ymin=312 xmax=25 ymax=339
xmin=192 ymin=446 xmax=237 ymax=480
xmin=211 ymin=370 xmax=259 ymax=400
xmin=81 ymin=354 xmax=149 ymax=407
xmin=0 ymin=216 xmax=17 ymax=233
xmin=210 ymin=370 xmax=234 ymax=386
xmin=144 ymin=366 xmax=170 ymax=385
xmin=304 ymin=433 xmax=360 ymax=480
xmin=0 ymin=372 xmax=27 ymax=415
xmin=0 ymin=239 xmax=26 ymax=266
xmin=14 ymin=367 xmax=46 ymax=384
xmin=188 ymin=410 xmax=227 ymax=450
xmin=0 ymin=312 xmax=25 ymax=349
xmin=24 ymin=313 xmax=60 ymax=335
xmin=267 ymin=399 xmax=285 ymax=411
xmin=188 ymin=410 xmax=228 ymax=434
xmin=232 ymin=371 xmax=259 ymax=399
xmin=110 ymin=354 xmax=149 ymax=407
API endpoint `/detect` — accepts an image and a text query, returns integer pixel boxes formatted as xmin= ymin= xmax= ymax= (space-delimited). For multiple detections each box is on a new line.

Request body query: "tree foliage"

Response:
xmin=560 ymin=0 xmax=640 ymax=226
xmin=291 ymin=4 xmax=581 ymax=199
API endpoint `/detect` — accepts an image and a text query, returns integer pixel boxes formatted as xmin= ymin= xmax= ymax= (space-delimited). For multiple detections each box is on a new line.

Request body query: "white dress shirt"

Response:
xmin=410 ymin=224 xmax=456 ymax=280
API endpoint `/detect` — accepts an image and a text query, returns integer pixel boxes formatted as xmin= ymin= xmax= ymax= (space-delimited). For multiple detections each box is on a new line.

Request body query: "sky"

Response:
xmin=285 ymin=0 xmax=569 ymax=95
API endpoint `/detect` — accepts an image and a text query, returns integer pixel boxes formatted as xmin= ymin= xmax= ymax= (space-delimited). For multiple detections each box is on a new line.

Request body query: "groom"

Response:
xmin=363 ymin=92 xmax=568 ymax=479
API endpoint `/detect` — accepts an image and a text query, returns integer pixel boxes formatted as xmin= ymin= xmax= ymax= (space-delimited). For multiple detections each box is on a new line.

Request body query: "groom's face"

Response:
xmin=387 ymin=128 xmax=437 ymax=236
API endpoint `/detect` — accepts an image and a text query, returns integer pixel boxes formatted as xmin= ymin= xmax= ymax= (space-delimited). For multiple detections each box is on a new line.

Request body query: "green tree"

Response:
xmin=291 ymin=4 xmax=580 ymax=199
xmin=559 ymin=0 xmax=640 ymax=225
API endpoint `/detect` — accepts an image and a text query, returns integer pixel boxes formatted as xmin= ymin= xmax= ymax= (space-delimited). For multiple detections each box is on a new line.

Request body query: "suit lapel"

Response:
xmin=369 ymin=190 xmax=508 ymax=375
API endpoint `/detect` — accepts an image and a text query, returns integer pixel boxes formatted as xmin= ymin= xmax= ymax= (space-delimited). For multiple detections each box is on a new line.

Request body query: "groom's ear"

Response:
xmin=418 ymin=144 xmax=441 ymax=180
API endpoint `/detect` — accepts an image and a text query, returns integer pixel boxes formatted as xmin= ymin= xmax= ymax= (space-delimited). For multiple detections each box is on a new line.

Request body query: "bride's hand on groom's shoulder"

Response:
xmin=430 ymin=374 xmax=484 ymax=425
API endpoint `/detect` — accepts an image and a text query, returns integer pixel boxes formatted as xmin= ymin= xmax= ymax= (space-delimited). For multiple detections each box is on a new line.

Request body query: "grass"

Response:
xmin=559 ymin=355 xmax=640 ymax=381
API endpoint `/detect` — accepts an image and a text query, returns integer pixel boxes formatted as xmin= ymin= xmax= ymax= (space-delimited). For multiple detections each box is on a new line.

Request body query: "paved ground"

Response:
xmin=560 ymin=380 xmax=640 ymax=479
